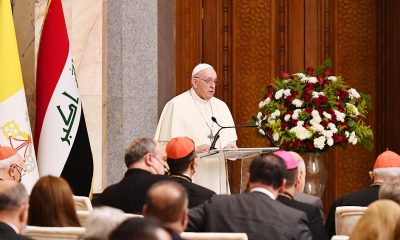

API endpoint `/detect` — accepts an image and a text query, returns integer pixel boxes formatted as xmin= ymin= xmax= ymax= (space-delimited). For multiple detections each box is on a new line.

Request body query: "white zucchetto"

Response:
xmin=192 ymin=63 xmax=214 ymax=77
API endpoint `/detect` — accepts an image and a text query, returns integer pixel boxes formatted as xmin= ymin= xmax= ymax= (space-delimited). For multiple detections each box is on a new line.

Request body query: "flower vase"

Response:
xmin=300 ymin=152 xmax=327 ymax=197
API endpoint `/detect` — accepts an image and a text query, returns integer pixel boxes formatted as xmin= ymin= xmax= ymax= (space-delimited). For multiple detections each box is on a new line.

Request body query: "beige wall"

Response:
xmin=14 ymin=0 xmax=104 ymax=192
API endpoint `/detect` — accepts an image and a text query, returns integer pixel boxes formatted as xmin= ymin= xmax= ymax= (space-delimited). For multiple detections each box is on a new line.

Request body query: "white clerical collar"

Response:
xmin=250 ymin=187 xmax=277 ymax=200
xmin=190 ymin=88 xmax=210 ymax=104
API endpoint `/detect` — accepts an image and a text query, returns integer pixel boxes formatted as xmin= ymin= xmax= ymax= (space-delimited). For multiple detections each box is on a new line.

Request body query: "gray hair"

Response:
xmin=379 ymin=177 xmax=400 ymax=204
xmin=83 ymin=206 xmax=131 ymax=240
xmin=0 ymin=181 xmax=28 ymax=212
xmin=373 ymin=168 xmax=400 ymax=179
xmin=124 ymin=138 xmax=156 ymax=167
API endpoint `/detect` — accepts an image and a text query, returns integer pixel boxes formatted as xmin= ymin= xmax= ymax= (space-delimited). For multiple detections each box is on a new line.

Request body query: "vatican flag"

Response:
xmin=0 ymin=0 xmax=39 ymax=191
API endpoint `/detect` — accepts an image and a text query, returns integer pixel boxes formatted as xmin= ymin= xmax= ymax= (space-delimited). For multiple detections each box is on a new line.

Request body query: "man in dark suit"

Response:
xmin=165 ymin=137 xmax=215 ymax=208
xmin=93 ymin=138 xmax=170 ymax=213
xmin=143 ymin=181 xmax=188 ymax=240
xmin=187 ymin=153 xmax=312 ymax=240
xmin=325 ymin=150 xmax=400 ymax=237
xmin=0 ymin=180 xmax=32 ymax=240
xmin=274 ymin=151 xmax=328 ymax=240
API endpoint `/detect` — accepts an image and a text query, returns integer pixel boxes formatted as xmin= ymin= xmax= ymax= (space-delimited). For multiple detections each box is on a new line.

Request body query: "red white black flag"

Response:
xmin=35 ymin=0 xmax=93 ymax=196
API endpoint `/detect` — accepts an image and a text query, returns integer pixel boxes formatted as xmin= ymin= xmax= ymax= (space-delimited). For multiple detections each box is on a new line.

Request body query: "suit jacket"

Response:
xmin=93 ymin=168 xmax=169 ymax=214
xmin=325 ymin=184 xmax=380 ymax=238
xmin=169 ymin=175 xmax=215 ymax=208
xmin=187 ymin=191 xmax=312 ymax=240
xmin=278 ymin=195 xmax=328 ymax=240
xmin=293 ymin=192 xmax=324 ymax=220
xmin=0 ymin=222 xmax=32 ymax=240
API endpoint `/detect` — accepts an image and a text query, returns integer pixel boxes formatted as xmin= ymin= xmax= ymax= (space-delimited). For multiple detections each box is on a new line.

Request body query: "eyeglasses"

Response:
xmin=10 ymin=164 xmax=26 ymax=182
xmin=151 ymin=155 xmax=170 ymax=175
xmin=194 ymin=77 xmax=218 ymax=85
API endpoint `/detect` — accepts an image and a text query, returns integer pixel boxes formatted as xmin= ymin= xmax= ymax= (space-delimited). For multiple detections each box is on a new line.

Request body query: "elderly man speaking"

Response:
xmin=155 ymin=63 xmax=237 ymax=194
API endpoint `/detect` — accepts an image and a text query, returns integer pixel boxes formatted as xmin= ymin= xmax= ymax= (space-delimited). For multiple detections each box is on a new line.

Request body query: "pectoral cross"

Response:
xmin=207 ymin=131 xmax=215 ymax=142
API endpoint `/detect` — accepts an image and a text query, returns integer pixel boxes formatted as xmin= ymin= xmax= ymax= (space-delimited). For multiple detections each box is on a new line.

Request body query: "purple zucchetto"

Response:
xmin=274 ymin=150 xmax=298 ymax=170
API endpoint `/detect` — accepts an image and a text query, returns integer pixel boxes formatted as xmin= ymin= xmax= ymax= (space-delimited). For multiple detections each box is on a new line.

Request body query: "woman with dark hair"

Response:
xmin=28 ymin=175 xmax=81 ymax=227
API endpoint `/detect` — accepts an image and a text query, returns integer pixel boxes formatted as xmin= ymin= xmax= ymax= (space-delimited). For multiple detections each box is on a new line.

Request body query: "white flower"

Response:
xmin=283 ymin=89 xmax=291 ymax=97
xmin=292 ymin=99 xmax=303 ymax=107
xmin=311 ymin=115 xmax=322 ymax=124
xmin=308 ymin=77 xmax=318 ymax=83
xmin=311 ymin=110 xmax=320 ymax=117
xmin=273 ymin=133 xmax=280 ymax=141
xmin=257 ymin=112 xmax=262 ymax=120
xmin=300 ymin=77 xmax=309 ymax=83
xmin=290 ymin=126 xmax=312 ymax=140
xmin=328 ymin=123 xmax=338 ymax=133
xmin=297 ymin=121 xmax=304 ymax=126
xmin=346 ymin=103 xmax=360 ymax=116
xmin=313 ymin=136 xmax=326 ymax=150
xmin=348 ymin=131 xmax=356 ymax=143
xmin=334 ymin=110 xmax=346 ymax=122
xmin=292 ymin=109 xmax=301 ymax=120
xmin=345 ymin=131 xmax=350 ymax=138
xmin=273 ymin=110 xmax=280 ymax=117
xmin=283 ymin=79 xmax=292 ymax=83
xmin=258 ymin=101 xmax=264 ymax=108
xmin=258 ymin=128 xmax=265 ymax=135
xmin=310 ymin=123 xmax=324 ymax=132
xmin=352 ymin=137 xmax=358 ymax=145
xmin=323 ymin=111 xmax=332 ymax=120
xmin=284 ymin=114 xmax=291 ymax=122
xmin=275 ymin=89 xmax=284 ymax=99
xmin=348 ymin=88 xmax=360 ymax=99
xmin=328 ymin=76 xmax=337 ymax=81
xmin=295 ymin=73 xmax=306 ymax=78
xmin=327 ymin=138 xmax=334 ymax=146
xmin=322 ymin=130 xmax=333 ymax=138
xmin=258 ymin=98 xmax=271 ymax=108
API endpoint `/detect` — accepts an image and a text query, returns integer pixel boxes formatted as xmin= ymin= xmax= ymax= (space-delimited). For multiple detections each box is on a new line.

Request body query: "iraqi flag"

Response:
xmin=0 ymin=0 xmax=39 ymax=191
xmin=35 ymin=0 xmax=93 ymax=196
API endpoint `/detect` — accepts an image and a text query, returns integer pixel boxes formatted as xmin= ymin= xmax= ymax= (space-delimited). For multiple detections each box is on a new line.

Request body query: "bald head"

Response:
xmin=288 ymin=152 xmax=306 ymax=192
xmin=144 ymin=181 xmax=188 ymax=224
xmin=0 ymin=180 xmax=28 ymax=212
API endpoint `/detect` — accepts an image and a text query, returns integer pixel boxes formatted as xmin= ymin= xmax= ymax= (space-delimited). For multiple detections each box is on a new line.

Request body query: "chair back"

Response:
xmin=181 ymin=232 xmax=248 ymax=240
xmin=335 ymin=206 xmax=367 ymax=235
xmin=77 ymin=210 xmax=143 ymax=226
xmin=24 ymin=226 xmax=85 ymax=240
xmin=73 ymin=195 xmax=93 ymax=211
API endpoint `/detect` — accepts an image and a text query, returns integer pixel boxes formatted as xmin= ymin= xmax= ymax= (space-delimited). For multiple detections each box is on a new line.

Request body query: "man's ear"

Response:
xmin=245 ymin=172 xmax=251 ymax=191
xmin=19 ymin=202 xmax=29 ymax=226
xmin=181 ymin=208 xmax=189 ymax=229
xmin=295 ymin=170 xmax=302 ymax=187
xmin=142 ymin=204 xmax=148 ymax=216
xmin=144 ymin=153 xmax=153 ymax=166
xmin=278 ymin=179 xmax=287 ymax=193
xmin=369 ymin=171 xmax=374 ymax=181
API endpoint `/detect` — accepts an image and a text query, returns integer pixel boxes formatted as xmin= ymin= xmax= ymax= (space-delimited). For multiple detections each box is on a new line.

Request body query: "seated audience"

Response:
xmin=290 ymin=151 xmax=324 ymax=220
xmin=325 ymin=150 xmax=400 ymax=237
xmin=110 ymin=217 xmax=171 ymax=240
xmin=83 ymin=206 xmax=130 ymax=240
xmin=350 ymin=200 xmax=400 ymax=240
xmin=0 ymin=180 xmax=31 ymax=240
xmin=274 ymin=151 xmax=328 ymax=240
xmin=28 ymin=175 xmax=80 ymax=227
xmin=143 ymin=181 xmax=188 ymax=240
xmin=378 ymin=176 xmax=400 ymax=204
xmin=0 ymin=146 xmax=26 ymax=182
xmin=165 ymin=137 xmax=215 ymax=208
xmin=187 ymin=153 xmax=312 ymax=240
xmin=93 ymin=138 xmax=169 ymax=213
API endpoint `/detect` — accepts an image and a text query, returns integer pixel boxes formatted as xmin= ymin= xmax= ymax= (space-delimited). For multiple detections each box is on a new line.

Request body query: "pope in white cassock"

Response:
xmin=155 ymin=63 xmax=237 ymax=194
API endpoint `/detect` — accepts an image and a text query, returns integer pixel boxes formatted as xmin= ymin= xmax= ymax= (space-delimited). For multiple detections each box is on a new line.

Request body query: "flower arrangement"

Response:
xmin=255 ymin=60 xmax=373 ymax=152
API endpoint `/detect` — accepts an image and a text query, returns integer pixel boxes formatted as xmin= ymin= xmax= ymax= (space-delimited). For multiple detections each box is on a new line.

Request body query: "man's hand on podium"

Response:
xmin=196 ymin=144 xmax=210 ymax=153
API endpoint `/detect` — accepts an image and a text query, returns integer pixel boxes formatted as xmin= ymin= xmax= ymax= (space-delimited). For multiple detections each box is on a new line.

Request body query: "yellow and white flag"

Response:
xmin=0 ymin=0 xmax=39 ymax=191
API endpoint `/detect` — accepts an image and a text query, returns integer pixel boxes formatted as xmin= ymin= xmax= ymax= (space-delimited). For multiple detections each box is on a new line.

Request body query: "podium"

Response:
xmin=198 ymin=147 xmax=279 ymax=193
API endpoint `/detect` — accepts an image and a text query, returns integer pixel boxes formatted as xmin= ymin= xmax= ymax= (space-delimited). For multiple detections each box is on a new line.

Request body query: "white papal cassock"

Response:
xmin=155 ymin=88 xmax=237 ymax=194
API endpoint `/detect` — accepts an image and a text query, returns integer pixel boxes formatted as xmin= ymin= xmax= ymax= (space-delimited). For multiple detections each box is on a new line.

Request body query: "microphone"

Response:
xmin=210 ymin=117 xmax=276 ymax=150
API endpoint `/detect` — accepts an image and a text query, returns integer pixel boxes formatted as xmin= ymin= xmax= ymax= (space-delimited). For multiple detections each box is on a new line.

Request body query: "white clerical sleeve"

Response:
xmin=154 ymin=100 xmax=174 ymax=143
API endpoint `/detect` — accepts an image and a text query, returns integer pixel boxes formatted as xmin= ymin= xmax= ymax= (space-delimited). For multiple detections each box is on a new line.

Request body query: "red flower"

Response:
xmin=313 ymin=98 xmax=321 ymax=105
xmin=355 ymin=115 xmax=361 ymax=121
xmin=286 ymin=96 xmax=295 ymax=103
xmin=323 ymin=79 xmax=331 ymax=85
xmin=321 ymin=119 xmax=329 ymax=128
xmin=335 ymin=89 xmax=341 ymax=96
xmin=280 ymin=72 xmax=289 ymax=79
xmin=307 ymin=67 xmax=314 ymax=75
xmin=338 ymin=121 xmax=348 ymax=129
xmin=303 ymin=94 xmax=312 ymax=102
xmin=305 ymin=83 xmax=315 ymax=90
xmin=306 ymin=142 xmax=314 ymax=151
xmin=305 ymin=107 xmax=313 ymax=114
xmin=291 ymin=119 xmax=298 ymax=126
xmin=281 ymin=122 xmax=289 ymax=129
xmin=324 ymin=68 xmax=332 ymax=76
xmin=320 ymin=96 xmax=329 ymax=105
xmin=317 ymin=76 xmax=324 ymax=83
xmin=267 ymin=85 xmax=274 ymax=93
xmin=265 ymin=93 xmax=273 ymax=99
xmin=333 ymin=134 xmax=346 ymax=143
xmin=293 ymin=140 xmax=303 ymax=150
xmin=340 ymin=91 xmax=349 ymax=100
xmin=291 ymin=91 xmax=298 ymax=98
xmin=267 ymin=129 xmax=273 ymax=136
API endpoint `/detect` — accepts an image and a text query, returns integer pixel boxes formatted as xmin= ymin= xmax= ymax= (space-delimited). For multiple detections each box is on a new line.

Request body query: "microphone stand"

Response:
xmin=210 ymin=117 xmax=276 ymax=150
